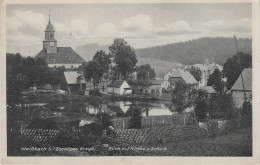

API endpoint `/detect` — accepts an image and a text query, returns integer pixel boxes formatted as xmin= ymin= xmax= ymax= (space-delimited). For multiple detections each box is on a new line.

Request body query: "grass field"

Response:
xmin=124 ymin=127 xmax=252 ymax=156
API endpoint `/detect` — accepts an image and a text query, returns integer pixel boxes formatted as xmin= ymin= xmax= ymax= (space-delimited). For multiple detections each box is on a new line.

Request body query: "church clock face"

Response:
xmin=50 ymin=42 xmax=54 ymax=47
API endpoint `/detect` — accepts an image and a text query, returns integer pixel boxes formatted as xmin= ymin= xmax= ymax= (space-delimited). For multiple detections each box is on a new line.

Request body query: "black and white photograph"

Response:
xmin=1 ymin=0 xmax=259 ymax=162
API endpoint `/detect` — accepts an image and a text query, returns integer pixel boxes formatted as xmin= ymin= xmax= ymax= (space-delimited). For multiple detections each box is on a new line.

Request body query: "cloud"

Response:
xmin=121 ymin=14 xmax=153 ymax=32
xmin=155 ymin=21 xmax=197 ymax=36
xmin=7 ymin=10 xmax=46 ymax=32
xmin=201 ymin=18 xmax=251 ymax=32
xmin=96 ymin=23 xmax=116 ymax=37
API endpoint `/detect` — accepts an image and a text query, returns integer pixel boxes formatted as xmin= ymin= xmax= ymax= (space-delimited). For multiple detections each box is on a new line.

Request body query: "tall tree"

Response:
xmin=222 ymin=53 xmax=252 ymax=89
xmin=83 ymin=50 xmax=111 ymax=89
xmin=109 ymin=38 xmax=138 ymax=79
xmin=187 ymin=66 xmax=202 ymax=82
xmin=93 ymin=50 xmax=111 ymax=80
xmin=136 ymin=64 xmax=156 ymax=80
xmin=207 ymin=69 xmax=224 ymax=93
xmin=171 ymin=81 xmax=190 ymax=113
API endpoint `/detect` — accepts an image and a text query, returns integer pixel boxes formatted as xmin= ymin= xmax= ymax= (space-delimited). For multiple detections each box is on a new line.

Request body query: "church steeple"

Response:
xmin=43 ymin=12 xmax=57 ymax=54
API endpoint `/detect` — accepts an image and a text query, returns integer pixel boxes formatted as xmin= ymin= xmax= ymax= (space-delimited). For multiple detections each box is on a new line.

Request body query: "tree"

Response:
xmin=93 ymin=50 xmax=111 ymax=79
xmin=109 ymin=38 xmax=138 ymax=79
xmin=208 ymin=93 xmax=237 ymax=120
xmin=136 ymin=64 xmax=156 ymax=80
xmin=223 ymin=53 xmax=252 ymax=89
xmin=187 ymin=66 xmax=202 ymax=82
xmin=128 ymin=106 xmax=141 ymax=129
xmin=194 ymin=89 xmax=209 ymax=120
xmin=207 ymin=69 xmax=224 ymax=93
xmin=83 ymin=60 xmax=101 ymax=89
xmin=171 ymin=81 xmax=191 ymax=113
xmin=83 ymin=50 xmax=111 ymax=89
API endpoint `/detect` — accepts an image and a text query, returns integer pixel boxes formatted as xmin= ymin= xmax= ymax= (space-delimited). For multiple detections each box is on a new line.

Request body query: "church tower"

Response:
xmin=43 ymin=14 xmax=57 ymax=54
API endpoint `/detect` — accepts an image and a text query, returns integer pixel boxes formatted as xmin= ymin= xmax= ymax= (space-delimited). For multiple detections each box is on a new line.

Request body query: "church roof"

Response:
xmin=35 ymin=47 xmax=85 ymax=64
xmin=45 ymin=22 xmax=55 ymax=32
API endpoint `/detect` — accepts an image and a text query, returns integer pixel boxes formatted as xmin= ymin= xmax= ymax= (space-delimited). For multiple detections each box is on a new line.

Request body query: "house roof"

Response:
xmin=141 ymin=108 xmax=174 ymax=116
xmin=107 ymin=80 xmax=126 ymax=88
xmin=184 ymin=63 xmax=223 ymax=72
xmin=35 ymin=47 xmax=85 ymax=64
xmin=64 ymin=71 xmax=87 ymax=85
xmin=231 ymin=68 xmax=252 ymax=91
xmin=168 ymin=69 xmax=198 ymax=85
xmin=128 ymin=79 xmax=164 ymax=86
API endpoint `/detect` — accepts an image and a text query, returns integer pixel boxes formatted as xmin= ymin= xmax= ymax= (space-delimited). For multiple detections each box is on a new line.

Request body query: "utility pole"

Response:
xmin=234 ymin=36 xmax=247 ymax=102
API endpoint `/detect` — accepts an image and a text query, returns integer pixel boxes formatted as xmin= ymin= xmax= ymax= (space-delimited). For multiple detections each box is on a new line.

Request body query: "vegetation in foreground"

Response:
xmin=10 ymin=127 xmax=251 ymax=156
xmin=119 ymin=127 xmax=252 ymax=156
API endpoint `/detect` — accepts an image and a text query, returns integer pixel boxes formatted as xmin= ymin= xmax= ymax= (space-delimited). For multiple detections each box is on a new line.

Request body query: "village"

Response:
xmin=6 ymin=13 xmax=252 ymax=156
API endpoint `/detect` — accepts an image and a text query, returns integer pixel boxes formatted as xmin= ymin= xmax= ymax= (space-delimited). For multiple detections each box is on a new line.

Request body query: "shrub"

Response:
xmin=195 ymin=101 xmax=208 ymax=120
xmin=241 ymin=100 xmax=252 ymax=117
xmin=27 ymin=118 xmax=58 ymax=129
xmin=128 ymin=106 xmax=141 ymax=129
xmin=208 ymin=93 xmax=237 ymax=120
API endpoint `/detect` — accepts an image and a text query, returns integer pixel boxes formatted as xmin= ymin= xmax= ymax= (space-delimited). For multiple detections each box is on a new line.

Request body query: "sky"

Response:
xmin=6 ymin=3 xmax=252 ymax=57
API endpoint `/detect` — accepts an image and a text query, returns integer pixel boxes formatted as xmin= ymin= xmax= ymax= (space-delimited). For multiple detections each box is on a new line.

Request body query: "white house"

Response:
xmin=183 ymin=60 xmax=223 ymax=87
xmin=164 ymin=68 xmax=199 ymax=89
xmin=230 ymin=68 xmax=252 ymax=108
xmin=107 ymin=80 xmax=132 ymax=95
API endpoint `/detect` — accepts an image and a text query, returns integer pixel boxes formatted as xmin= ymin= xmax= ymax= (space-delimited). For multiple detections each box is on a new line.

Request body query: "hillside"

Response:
xmin=76 ymin=43 xmax=109 ymax=61
xmin=75 ymin=37 xmax=252 ymax=78
xmin=135 ymin=37 xmax=252 ymax=65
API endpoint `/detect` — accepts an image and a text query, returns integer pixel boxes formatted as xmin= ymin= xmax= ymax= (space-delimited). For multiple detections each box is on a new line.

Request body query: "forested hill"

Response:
xmin=135 ymin=37 xmax=252 ymax=65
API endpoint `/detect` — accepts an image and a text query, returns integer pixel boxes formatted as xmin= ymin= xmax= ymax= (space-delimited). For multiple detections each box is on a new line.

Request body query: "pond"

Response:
xmin=8 ymin=99 xmax=194 ymax=129
xmin=51 ymin=100 xmax=178 ymax=117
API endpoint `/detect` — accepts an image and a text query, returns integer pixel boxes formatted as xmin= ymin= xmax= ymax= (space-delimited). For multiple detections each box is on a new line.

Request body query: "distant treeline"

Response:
xmin=135 ymin=37 xmax=252 ymax=65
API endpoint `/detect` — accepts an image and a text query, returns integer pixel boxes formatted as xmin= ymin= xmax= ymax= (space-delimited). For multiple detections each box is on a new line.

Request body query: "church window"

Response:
xmin=50 ymin=33 xmax=53 ymax=39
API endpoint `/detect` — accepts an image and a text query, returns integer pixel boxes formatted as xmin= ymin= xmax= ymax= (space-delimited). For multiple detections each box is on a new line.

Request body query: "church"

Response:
xmin=35 ymin=15 xmax=85 ymax=68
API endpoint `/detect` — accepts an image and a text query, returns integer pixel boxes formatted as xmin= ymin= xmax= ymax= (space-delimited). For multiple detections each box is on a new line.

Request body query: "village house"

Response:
xmin=61 ymin=71 xmax=87 ymax=95
xmin=35 ymin=14 xmax=85 ymax=68
xmin=107 ymin=80 xmax=132 ymax=95
xmin=230 ymin=68 xmax=252 ymax=108
xmin=164 ymin=68 xmax=199 ymax=89
xmin=183 ymin=59 xmax=223 ymax=87
xmin=128 ymin=80 xmax=164 ymax=96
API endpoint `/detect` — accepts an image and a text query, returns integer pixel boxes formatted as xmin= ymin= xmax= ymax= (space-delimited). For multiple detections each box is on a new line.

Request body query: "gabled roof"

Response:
xmin=141 ymin=108 xmax=174 ymax=116
xmin=231 ymin=68 xmax=252 ymax=91
xmin=64 ymin=71 xmax=86 ymax=85
xmin=184 ymin=63 xmax=223 ymax=71
xmin=168 ymin=69 xmax=198 ymax=85
xmin=128 ymin=79 xmax=164 ymax=86
xmin=107 ymin=80 xmax=126 ymax=88
xmin=35 ymin=47 xmax=85 ymax=64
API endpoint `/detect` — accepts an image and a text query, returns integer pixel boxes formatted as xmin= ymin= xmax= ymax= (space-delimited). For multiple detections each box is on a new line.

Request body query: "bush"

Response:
xmin=27 ymin=118 xmax=58 ymax=129
xmin=208 ymin=93 xmax=237 ymax=120
xmin=241 ymin=100 xmax=252 ymax=117
xmin=195 ymin=101 xmax=208 ymax=120
xmin=128 ymin=106 xmax=141 ymax=129
xmin=53 ymin=123 xmax=104 ymax=148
